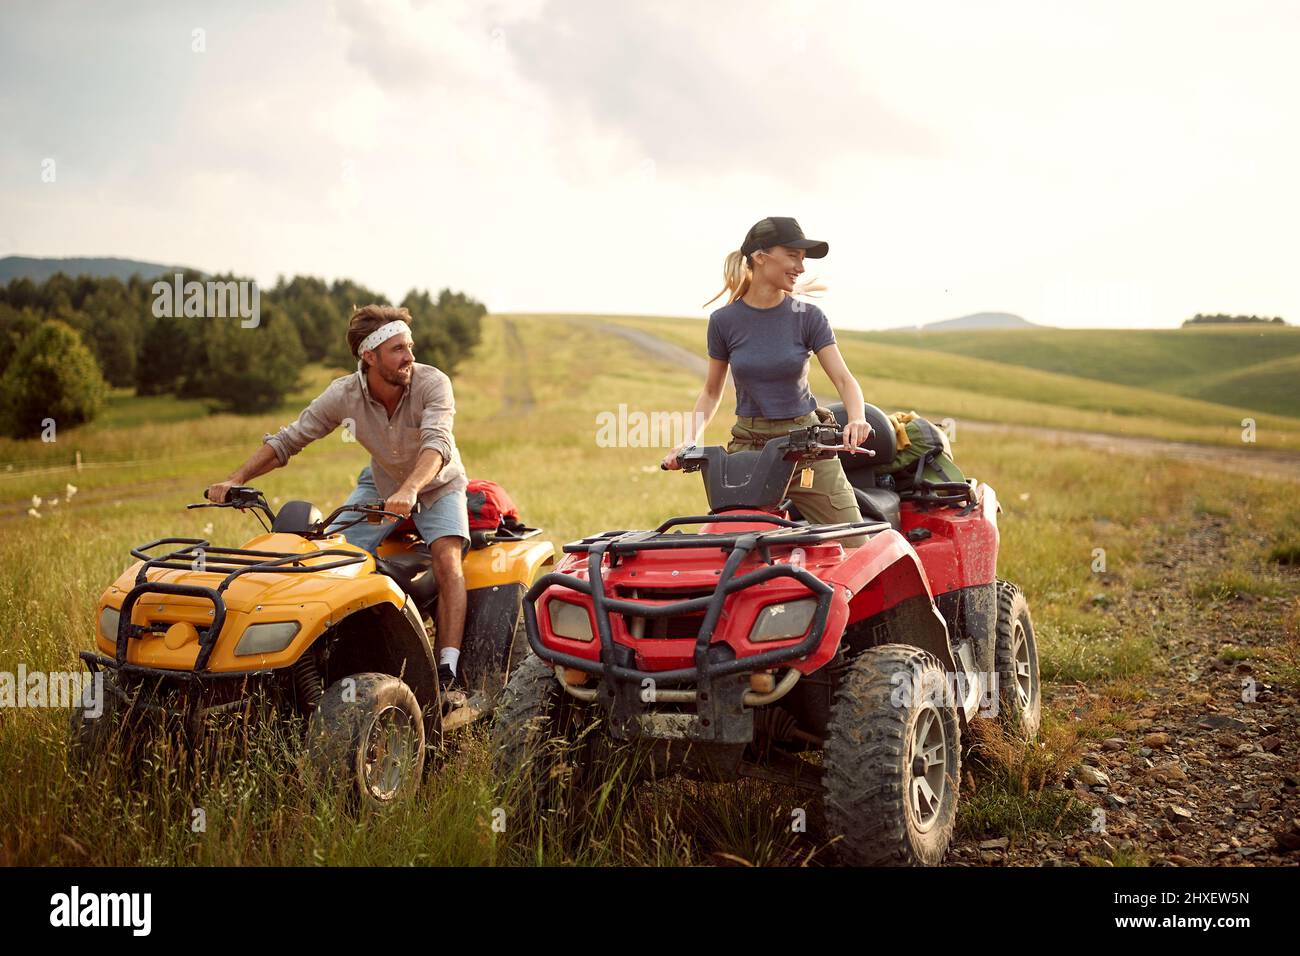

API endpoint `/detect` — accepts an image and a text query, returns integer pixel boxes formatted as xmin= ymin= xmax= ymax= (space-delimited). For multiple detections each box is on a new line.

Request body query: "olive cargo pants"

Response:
xmin=727 ymin=409 xmax=868 ymax=548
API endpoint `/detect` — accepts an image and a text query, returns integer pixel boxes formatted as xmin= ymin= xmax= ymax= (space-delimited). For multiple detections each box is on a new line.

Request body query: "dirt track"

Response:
xmin=960 ymin=421 xmax=1300 ymax=484
xmin=951 ymin=513 xmax=1300 ymax=866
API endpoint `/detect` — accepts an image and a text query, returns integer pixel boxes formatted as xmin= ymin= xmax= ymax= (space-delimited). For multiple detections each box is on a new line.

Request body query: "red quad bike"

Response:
xmin=491 ymin=402 xmax=1040 ymax=865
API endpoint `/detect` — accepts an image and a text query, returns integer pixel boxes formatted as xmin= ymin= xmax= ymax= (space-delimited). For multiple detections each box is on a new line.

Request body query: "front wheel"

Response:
xmin=490 ymin=653 xmax=598 ymax=837
xmin=306 ymin=673 xmax=426 ymax=808
xmin=823 ymin=644 xmax=961 ymax=865
xmin=67 ymin=669 xmax=152 ymax=776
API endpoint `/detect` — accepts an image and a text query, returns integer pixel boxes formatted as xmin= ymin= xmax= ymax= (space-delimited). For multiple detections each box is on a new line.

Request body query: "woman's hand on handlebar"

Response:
xmin=842 ymin=419 xmax=873 ymax=455
xmin=661 ymin=442 xmax=694 ymax=471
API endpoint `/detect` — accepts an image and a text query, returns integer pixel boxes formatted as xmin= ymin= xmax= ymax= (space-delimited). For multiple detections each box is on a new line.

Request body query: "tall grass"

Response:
xmin=1 ymin=313 xmax=1297 ymax=864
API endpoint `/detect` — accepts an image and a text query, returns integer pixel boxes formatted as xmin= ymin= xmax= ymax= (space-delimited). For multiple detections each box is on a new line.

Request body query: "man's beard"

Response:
xmin=378 ymin=364 xmax=413 ymax=387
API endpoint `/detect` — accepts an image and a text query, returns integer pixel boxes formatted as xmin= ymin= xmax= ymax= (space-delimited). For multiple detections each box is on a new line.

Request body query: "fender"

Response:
xmin=822 ymin=530 xmax=955 ymax=673
xmin=463 ymin=539 xmax=556 ymax=589
xmin=460 ymin=541 xmax=556 ymax=690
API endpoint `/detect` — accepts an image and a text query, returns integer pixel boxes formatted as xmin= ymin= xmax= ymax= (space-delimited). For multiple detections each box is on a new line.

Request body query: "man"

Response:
xmin=205 ymin=304 xmax=470 ymax=691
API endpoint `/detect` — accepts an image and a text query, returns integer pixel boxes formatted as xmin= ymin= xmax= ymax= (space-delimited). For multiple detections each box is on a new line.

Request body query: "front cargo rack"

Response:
xmin=562 ymin=514 xmax=888 ymax=567
xmin=110 ymin=537 xmax=368 ymax=670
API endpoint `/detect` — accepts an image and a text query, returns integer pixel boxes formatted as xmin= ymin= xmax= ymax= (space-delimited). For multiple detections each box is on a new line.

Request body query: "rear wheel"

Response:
xmin=306 ymin=673 xmax=425 ymax=808
xmin=995 ymin=580 xmax=1041 ymax=740
xmin=823 ymin=644 xmax=961 ymax=865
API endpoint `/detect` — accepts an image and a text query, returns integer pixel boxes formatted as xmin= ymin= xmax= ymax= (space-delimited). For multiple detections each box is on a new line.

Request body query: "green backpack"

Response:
xmin=879 ymin=411 xmax=966 ymax=492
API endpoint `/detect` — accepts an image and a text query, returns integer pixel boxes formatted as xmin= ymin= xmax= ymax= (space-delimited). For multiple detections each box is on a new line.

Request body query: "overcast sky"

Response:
xmin=2 ymin=0 xmax=1296 ymax=329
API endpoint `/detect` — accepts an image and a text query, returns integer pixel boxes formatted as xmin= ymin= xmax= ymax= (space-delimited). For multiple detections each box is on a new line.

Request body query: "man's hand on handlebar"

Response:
xmin=384 ymin=487 xmax=418 ymax=520
xmin=205 ymin=480 xmax=237 ymax=504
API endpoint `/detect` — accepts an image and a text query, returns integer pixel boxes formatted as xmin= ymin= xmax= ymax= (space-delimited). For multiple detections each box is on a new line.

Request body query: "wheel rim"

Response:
xmin=362 ymin=705 xmax=420 ymax=801
xmin=1011 ymin=620 xmax=1034 ymax=710
xmin=908 ymin=704 xmax=948 ymax=832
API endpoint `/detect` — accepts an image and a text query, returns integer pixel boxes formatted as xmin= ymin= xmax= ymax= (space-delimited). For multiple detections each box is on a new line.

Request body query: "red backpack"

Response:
xmin=466 ymin=479 xmax=520 ymax=531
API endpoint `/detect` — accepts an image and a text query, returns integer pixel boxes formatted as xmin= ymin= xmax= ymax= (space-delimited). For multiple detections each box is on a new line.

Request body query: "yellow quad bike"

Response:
xmin=69 ymin=485 xmax=554 ymax=806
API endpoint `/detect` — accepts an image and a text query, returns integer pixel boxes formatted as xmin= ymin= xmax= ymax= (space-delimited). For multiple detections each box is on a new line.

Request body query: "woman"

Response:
xmin=662 ymin=216 xmax=871 ymax=546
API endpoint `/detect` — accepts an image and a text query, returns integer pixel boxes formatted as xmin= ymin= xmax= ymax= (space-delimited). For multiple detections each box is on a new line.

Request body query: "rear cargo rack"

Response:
xmin=114 ymin=537 xmax=367 ymax=671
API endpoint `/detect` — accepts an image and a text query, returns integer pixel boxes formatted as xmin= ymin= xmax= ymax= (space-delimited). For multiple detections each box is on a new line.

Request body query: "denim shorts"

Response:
xmin=328 ymin=466 xmax=470 ymax=555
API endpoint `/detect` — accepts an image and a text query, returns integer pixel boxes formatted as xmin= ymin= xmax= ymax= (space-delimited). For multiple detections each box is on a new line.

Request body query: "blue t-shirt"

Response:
xmin=706 ymin=294 xmax=837 ymax=419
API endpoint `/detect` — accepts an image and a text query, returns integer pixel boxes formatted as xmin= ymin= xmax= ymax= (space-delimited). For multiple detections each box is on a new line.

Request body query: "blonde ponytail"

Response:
xmin=703 ymin=248 xmax=829 ymax=309
xmin=703 ymin=249 xmax=751 ymax=308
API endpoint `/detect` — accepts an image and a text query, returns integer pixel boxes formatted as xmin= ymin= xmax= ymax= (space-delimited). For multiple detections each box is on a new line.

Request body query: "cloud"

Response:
xmin=500 ymin=1 xmax=938 ymax=172
xmin=330 ymin=0 xmax=938 ymax=178
xmin=3 ymin=0 xmax=1298 ymax=328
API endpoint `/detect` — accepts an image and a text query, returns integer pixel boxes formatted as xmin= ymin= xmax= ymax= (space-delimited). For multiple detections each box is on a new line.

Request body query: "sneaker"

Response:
xmin=437 ymin=663 xmax=467 ymax=709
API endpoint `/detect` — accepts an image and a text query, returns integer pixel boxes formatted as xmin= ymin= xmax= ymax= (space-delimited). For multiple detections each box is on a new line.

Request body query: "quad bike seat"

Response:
xmin=822 ymin=400 xmax=898 ymax=469
xmin=822 ymin=401 xmax=902 ymax=531
xmin=785 ymin=480 xmax=902 ymax=531
xmin=375 ymin=550 xmax=440 ymax=607
xmin=846 ymin=481 xmax=902 ymax=531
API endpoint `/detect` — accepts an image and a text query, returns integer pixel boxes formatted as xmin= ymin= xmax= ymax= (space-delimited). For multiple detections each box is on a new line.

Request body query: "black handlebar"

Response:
xmin=191 ymin=488 xmax=418 ymax=538
xmin=197 ymin=485 xmax=262 ymax=506
xmin=317 ymin=499 xmax=416 ymax=534
xmin=190 ymin=486 xmax=275 ymax=529
xmin=662 ymin=423 xmax=875 ymax=472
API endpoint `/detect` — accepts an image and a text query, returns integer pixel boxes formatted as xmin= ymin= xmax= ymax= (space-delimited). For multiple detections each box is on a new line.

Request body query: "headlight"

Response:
xmin=547 ymin=599 xmax=594 ymax=642
xmin=234 ymin=621 xmax=301 ymax=656
xmin=98 ymin=606 xmax=121 ymax=641
xmin=748 ymin=599 xmax=818 ymax=643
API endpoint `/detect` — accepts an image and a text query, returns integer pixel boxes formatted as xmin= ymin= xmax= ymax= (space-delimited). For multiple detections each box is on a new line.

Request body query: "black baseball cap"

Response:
xmin=740 ymin=217 xmax=829 ymax=258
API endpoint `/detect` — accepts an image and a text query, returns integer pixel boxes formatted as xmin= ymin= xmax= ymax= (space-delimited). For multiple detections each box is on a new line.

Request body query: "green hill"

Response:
xmin=0 ymin=255 xmax=193 ymax=283
xmin=576 ymin=314 xmax=1300 ymax=452
xmin=848 ymin=325 xmax=1300 ymax=419
xmin=882 ymin=311 xmax=1041 ymax=332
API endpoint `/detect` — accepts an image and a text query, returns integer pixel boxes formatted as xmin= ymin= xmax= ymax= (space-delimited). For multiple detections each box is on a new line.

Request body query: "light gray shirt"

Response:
xmin=263 ymin=362 xmax=467 ymax=505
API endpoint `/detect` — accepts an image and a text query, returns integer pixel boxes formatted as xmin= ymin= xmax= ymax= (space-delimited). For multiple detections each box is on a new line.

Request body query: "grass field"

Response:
xmin=855 ymin=324 xmax=1300 ymax=420
xmin=1 ymin=314 xmax=1297 ymax=865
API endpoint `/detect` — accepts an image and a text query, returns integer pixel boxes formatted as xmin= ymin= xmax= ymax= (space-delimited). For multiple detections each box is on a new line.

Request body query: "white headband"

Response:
xmin=358 ymin=319 xmax=411 ymax=355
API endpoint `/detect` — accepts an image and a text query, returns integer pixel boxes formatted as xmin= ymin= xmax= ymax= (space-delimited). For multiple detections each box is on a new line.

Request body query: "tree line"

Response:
xmin=0 ymin=272 xmax=484 ymax=438
xmin=1182 ymin=313 xmax=1287 ymax=326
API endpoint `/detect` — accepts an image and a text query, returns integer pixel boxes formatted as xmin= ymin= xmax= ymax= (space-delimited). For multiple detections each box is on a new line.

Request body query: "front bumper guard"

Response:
xmin=113 ymin=538 xmax=365 ymax=671
xmin=522 ymin=517 xmax=884 ymax=741
xmin=79 ymin=651 xmax=280 ymax=730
